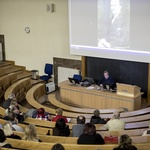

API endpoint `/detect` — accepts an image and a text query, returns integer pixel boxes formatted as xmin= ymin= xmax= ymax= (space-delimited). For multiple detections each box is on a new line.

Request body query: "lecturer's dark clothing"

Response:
xmin=90 ymin=116 xmax=106 ymax=124
xmin=98 ymin=76 xmax=115 ymax=85
xmin=77 ymin=133 xmax=105 ymax=145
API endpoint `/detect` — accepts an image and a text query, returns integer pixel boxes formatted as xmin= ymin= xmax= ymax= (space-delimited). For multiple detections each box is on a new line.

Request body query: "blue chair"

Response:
xmin=73 ymin=74 xmax=82 ymax=82
xmin=40 ymin=63 xmax=53 ymax=82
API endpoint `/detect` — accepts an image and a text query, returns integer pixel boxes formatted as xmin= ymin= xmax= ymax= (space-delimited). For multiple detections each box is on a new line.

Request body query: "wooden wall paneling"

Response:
xmin=147 ymin=64 xmax=150 ymax=103
xmin=81 ymin=56 xmax=86 ymax=79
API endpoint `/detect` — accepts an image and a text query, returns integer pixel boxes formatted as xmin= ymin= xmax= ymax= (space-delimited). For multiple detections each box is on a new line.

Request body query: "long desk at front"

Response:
xmin=59 ymin=80 xmax=142 ymax=111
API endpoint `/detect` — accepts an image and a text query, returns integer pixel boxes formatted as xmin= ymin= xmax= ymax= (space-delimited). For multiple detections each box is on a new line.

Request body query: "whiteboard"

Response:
xmin=58 ymin=67 xmax=80 ymax=85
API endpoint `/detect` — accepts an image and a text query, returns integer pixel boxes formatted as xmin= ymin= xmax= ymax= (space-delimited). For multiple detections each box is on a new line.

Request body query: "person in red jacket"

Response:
xmin=52 ymin=108 xmax=68 ymax=123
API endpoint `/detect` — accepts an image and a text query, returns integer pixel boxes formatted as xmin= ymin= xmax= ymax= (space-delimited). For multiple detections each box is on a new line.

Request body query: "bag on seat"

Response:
xmin=104 ymin=136 xmax=118 ymax=144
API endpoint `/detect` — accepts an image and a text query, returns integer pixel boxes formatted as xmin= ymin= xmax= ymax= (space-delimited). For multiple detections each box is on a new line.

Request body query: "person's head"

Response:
xmin=103 ymin=70 xmax=109 ymax=79
xmin=37 ymin=108 xmax=45 ymax=115
xmin=94 ymin=109 xmax=100 ymax=117
xmin=55 ymin=118 xmax=66 ymax=130
xmin=7 ymin=105 xmax=16 ymax=112
xmin=23 ymin=124 xmax=38 ymax=141
xmin=83 ymin=123 xmax=96 ymax=135
xmin=111 ymin=0 xmax=121 ymax=15
xmin=51 ymin=143 xmax=65 ymax=150
xmin=8 ymin=93 xmax=16 ymax=100
xmin=3 ymin=121 xmax=13 ymax=136
xmin=5 ymin=111 xmax=18 ymax=124
xmin=0 ymin=129 xmax=6 ymax=142
xmin=10 ymin=100 xmax=18 ymax=107
xmin=77 ymin=115 xmax=86 ymax=124
xmin=5 ymin=105 xmax=17 ymax=116
xmin=120 ymin=134 xmax=132 ymax=145
xmin=113 ymin=111 xmax=120 ymax=119
xmin=56 ymin=108 xmax=63 ymax=116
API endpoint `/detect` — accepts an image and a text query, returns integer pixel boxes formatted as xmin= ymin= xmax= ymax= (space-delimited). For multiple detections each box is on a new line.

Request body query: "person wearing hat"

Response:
xmin=24 ymin=107 xmax=50 ymax=120
xmin=36 ymin=108 xmax=51 ymax=121
xmin=53 ymin=118 xmax=70 ymax=136
xmin=2 ymin=93 xmax=16 ymax=109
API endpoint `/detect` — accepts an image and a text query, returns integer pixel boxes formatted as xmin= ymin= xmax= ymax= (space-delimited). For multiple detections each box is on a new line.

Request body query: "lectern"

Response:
xmin=116 ymin=83 xmax=141 ymax=97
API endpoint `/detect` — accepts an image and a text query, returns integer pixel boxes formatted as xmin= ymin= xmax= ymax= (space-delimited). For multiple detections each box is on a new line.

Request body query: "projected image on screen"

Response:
xmin=98 ymin=0 xmax=130 ymax=49
xmin=69 ymin=0 xmax=150 ymax=63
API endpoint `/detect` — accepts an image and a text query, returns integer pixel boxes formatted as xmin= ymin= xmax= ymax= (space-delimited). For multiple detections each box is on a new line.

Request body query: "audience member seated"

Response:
xmin=10 ymin=99 xmax=20 ymax=110
xmin=104 ymin=111 xmax=125 ymax=131
xmin=53 ymin=118 xmax=70 ymax=137
xmin=77 ymin=122 xmax=105 ymax=145
xmin=52 ymin=108 xmax=68 ymax=123
xmin=51 ymin=143 xmax=65 ymax=150
xmin=3 ymin=121 xmax=21 ymax=139
xmin=113 ymin=134 xmax=137 ymax=150
xmin=3 ymin=93 xmax=16 ymax=109
xmin=25 ymin=108 xmax=51 ymax=121
xmin=36 ymin=108 xmax=51 ymax=121
xmin=22 ymin=124 xmax=41 ymax=142
xmin=72 ymin=115 xmax=86 ymax=137
xmin=142 ymin=122 xmax=150 ymax=136
xmin=90 ymin=109 xmax=106 ymax=124
xmin=4 ymin=112 xmax=24 ymax=132
xmin=0 ymin=129 xmax=13 ymax=148
xmin=5 ymin=104 xmax=24 ymax=123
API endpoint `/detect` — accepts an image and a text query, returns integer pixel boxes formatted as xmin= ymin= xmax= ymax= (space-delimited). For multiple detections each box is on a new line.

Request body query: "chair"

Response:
xmin=40 ymin=64 xmax=53 ymax=82
xmin=73 ymin=74 xmax=82 ymax=82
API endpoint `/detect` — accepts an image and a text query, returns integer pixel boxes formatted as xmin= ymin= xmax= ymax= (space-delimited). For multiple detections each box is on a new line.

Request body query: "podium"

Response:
xmin=116 ymin=83 xmax=141 ymax=97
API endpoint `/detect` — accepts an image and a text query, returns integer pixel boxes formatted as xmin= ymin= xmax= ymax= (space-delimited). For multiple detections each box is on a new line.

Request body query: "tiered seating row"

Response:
xmin=5 ymin=138 xmax=150 ymax=150
xmin=4 ymin=78 xmax=31 ymax=103
xmin=0 ymin=61 xmax=31 ymax=99
xmin=5 ymin=130 xmax=149 ymax=145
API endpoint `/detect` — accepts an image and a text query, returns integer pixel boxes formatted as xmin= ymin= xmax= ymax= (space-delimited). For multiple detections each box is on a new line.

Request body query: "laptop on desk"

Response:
xmin=68 ymin=77 xmax=80 ymax=84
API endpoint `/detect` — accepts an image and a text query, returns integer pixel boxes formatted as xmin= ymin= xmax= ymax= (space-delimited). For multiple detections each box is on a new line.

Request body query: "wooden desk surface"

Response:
xmin=60 ymin=80 xmax=142 ymax=111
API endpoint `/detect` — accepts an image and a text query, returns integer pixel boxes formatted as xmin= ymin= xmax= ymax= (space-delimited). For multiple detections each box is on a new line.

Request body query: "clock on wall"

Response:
xmin=25 ymin=27 xmax=30 ymax=34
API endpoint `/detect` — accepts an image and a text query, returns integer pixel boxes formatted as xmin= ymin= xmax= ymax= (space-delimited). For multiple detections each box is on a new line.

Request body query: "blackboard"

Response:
xmin=86 ymin=57 xmax=148 ymax=98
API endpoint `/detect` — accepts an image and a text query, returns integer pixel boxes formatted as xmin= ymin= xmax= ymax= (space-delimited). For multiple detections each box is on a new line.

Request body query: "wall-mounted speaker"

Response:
xmin=47 ymin=4 xmax=54 ymax=13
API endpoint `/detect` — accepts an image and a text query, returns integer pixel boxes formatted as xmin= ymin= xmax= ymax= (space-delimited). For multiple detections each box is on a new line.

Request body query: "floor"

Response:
xmin=2 ymin=88 xmax=149 ymax=112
